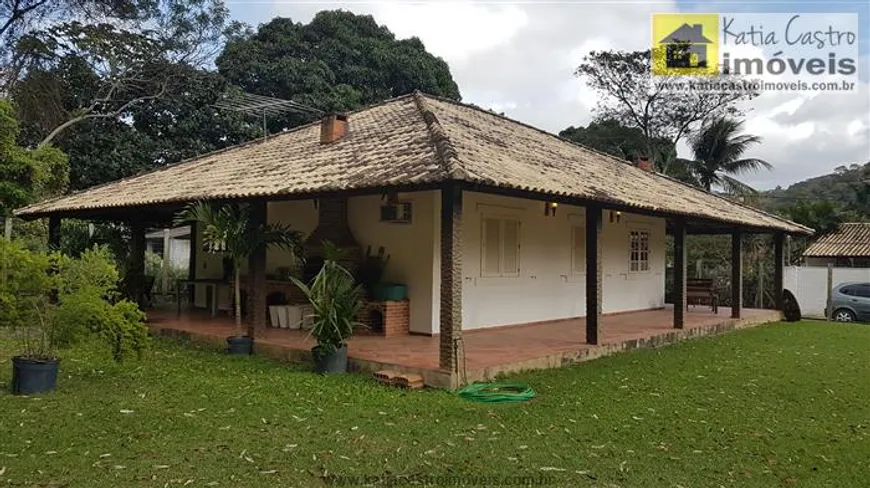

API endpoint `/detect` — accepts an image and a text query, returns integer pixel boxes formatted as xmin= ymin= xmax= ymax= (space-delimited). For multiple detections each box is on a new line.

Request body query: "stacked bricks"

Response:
xmin=374 ymin=370 xmax=423 ymax=389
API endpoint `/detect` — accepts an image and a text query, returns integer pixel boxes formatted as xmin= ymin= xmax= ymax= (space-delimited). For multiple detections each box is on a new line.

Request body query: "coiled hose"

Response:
xmin=457 ymin=381 xmax=536 ymax=403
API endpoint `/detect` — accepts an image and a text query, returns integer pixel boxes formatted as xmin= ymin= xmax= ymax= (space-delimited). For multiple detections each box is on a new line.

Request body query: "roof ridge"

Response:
xmin=412 ymin=91 xmax=467 ymax=179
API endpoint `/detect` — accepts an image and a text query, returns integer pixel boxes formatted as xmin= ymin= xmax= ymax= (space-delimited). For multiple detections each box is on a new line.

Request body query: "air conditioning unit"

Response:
xmin=380 ymin=202 xmax=413 ymax=224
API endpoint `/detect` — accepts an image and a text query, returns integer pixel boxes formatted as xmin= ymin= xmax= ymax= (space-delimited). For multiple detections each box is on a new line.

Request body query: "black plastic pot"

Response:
xmin=11 ymin=356 xmax=59 ymax=395
xmin=313 ymin=345 xmax=348 ymax=374
xmin=226 ymin=336 xmax=253 ymax=355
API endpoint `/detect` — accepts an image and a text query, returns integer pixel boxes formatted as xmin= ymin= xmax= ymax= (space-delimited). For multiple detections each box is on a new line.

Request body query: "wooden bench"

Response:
xmin=686 ymin=278 xmax=718 ymax=313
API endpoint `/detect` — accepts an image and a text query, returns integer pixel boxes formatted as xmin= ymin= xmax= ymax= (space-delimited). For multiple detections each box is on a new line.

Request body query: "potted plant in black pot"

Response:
xmin=1 ymin=239 xmax=57 ymax=394
xmin=175 ymin=202 xmax=305 ymax=355
xmin=11 ymin=297 xmax=59 ymax=394
xmin=291 ymin=242 xmax=363 ymax=373
xmin=2 ymin=240 xmax=150 ymax=394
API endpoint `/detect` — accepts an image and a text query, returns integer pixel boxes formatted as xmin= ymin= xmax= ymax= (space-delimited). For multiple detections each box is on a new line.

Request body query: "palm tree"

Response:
xmin=688 ymin=117 xmax=772 ymax=194
xmin=175 ymin=202 xmax=305 ymax=336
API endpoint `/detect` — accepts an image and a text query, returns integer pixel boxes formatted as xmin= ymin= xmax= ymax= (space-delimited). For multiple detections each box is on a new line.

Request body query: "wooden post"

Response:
xmin=673 ymin=220 xmax=686 ymax=329
xmin=130 ymin=223 xmax=146 ymax=307
xmin=731 ymin=230 xmax=742 ymax=319
xmin=187 ymin=222 xmax=198 ymax=302
xmin=826 ymin=262 xmax=833 ymax=321
xmin=247 ymin=201 xmax=268 ymax=337
xmin=773 ymin=232 xmax=784 ymax=310
xmin=48 ymin=216 xmax=61 ymax=250
xmin=161 ymin=228 xmax=171 ymax=294
xmin=585 ymin=206 xmax=602 ymax=344
xmin=757 ymin=260 xmax=764 ymax=309
xmin=439 ymin=183 xmax=463 ymax=376
xmin=4 ymin=217 xmax=12 ymax=240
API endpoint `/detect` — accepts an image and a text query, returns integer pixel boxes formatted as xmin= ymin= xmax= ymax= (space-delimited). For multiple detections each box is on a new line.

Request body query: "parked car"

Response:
xmin=828 ymin=282 xmax=870 ymax=322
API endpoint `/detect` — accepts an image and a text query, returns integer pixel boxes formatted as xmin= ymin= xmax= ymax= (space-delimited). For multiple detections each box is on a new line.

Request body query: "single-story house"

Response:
xmin=15 ymin=92 xmax=811 ymax=385
xmin=803 ymin=222 xmax=870 ymax=268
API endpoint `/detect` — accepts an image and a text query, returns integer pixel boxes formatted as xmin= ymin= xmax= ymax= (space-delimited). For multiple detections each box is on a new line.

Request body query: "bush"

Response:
xmin=0 ymin=240 xmax=149 ymax=361
xmin=53 ymin=246 xmax=149 ymax=361
xmin=0 ymin=239 xmax=53 ymax=358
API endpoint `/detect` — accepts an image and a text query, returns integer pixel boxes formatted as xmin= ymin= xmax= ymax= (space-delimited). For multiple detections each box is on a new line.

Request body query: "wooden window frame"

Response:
xmin=480 ymin=214 xmax=521 ymax=278
xmin=628 ymin=228 xmax=651 ymax=274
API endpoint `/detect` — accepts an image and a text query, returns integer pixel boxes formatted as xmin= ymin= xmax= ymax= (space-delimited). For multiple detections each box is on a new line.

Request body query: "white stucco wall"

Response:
xmin=348 ymin=192 xmax=438 ymax=334
xmin=189 ymin=190 xmax=665 ymax=335
xmin=191 ymin=194 xmax=438 ymax=334
xmin=452 ymin=192 xmax=666 ymax=332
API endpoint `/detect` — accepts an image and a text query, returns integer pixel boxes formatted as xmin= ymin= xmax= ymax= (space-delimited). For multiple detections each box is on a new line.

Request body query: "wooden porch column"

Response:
xmin=47 ymin=216 xmax=61 ymax=250
xmin=439 ymin=183 xmax=463 ymax=375
xmin=773 ymin=232 xmax=784 ymax=310
xmin=585 ymin=206 xmax=602 ymax=345
xmin=129 ymin=223 xmax=146 ymax=307
xmin=731 ymin=230 xmax=743 ymax=319
xmin=187 ymin=221 xmax=198 ymax=303
xmin=673 ymin=220 xmax=687 ymax=329
xmin=247 ymin=201 xmax=268 ymax=336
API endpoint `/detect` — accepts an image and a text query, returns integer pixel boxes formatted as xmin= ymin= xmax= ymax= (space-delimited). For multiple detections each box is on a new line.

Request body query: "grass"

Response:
xmin=0 ymin=321 xmax=868 ymax=487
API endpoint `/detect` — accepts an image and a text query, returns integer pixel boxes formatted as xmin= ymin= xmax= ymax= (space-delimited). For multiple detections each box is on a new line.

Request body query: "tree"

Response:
xmin=559 ymin=119 xmax=657 ymax=160
xmin=0 ymin=0 xmax=142 ymax=78
xmin=686 ymin=117 xmax=771 ymax=193
xmin=575 ymin=50 xmax=755 ymax=174
xmin=780 ymin=200 xmax=845 ymax=235
xmin=216 ymin=11 xmax=461 ymax=132
xmin=14 ymin=60 xmax=259 ymax=190
xmin=0 ymin=100 xmax=68 ymax=218
xmin=174 ymin=202 xmax=305 ymax=336
xmin=7 ymin=0 xmax=231 ymax=146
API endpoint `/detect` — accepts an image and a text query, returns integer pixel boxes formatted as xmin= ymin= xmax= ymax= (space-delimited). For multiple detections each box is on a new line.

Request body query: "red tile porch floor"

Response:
xmin=147 ymin=306 xmax=780 ymax=388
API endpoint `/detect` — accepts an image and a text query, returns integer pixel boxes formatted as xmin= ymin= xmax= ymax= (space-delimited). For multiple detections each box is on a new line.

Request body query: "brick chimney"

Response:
xmin=320 ymin=113 xmax=348 ymax=144
xmin=636 ymin=156 xmax=654 ymax=172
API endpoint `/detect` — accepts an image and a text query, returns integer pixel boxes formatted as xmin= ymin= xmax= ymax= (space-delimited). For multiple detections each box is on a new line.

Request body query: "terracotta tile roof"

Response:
xmin=15 ymin=92 xmax=810 ymax=234
xmin=803 ymin=223 xmax=870 ymax=257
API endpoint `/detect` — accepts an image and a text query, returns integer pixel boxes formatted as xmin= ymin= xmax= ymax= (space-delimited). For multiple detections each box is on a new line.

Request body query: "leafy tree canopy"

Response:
xmin=14 ymin=59 xmax=259 ymax=190
xmin=559 ymin=119 xmax=672 ymax=161
xmin=6 ymin=0 xmax=233 ymax=146
xmin=0 ymin=100 xmax=68 ymax=216
xmin=216 ymin=10 xmax=461 ymax=131
xmin=575 ymin=49 xmax=756 ymax=174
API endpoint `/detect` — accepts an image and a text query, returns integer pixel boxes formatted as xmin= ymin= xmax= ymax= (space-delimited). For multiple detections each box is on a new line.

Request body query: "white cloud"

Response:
xmin=373 ymin=2 xmax=529 ymax=64
xmin=260 ymin=1 xmax=869 ymax=189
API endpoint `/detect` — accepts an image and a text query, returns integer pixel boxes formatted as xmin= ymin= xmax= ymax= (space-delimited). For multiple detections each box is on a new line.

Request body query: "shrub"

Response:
xmin=53 ymin=246 xmax=149 ymax=361
xmin=0 ymin=239 xmax=53 ymax=358
xmin=0 ymin=240 xmax=149 ymax=361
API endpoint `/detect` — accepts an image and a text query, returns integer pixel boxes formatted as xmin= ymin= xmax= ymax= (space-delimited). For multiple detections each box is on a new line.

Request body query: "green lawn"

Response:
xmin=1 ymin=321 xmax=868 ymax=487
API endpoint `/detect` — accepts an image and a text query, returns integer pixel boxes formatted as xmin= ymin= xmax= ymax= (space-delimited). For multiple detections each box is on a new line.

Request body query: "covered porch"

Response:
xmin=147 ymin=305 xmax=781 ymax=387
xmin=15 ymin=93 xmax=810 ymax=388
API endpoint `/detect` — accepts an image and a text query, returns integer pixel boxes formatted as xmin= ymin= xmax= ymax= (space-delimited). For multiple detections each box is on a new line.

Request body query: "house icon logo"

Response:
xmin=652 ymin=13 xmax=719 ymax=76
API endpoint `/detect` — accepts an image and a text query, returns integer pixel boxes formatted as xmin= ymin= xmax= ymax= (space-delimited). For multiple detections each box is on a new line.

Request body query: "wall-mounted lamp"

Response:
xmin=609 ymin=210 xmax=622 ymax=223
xmin=544 ymin=201 xmax=558 ymax=217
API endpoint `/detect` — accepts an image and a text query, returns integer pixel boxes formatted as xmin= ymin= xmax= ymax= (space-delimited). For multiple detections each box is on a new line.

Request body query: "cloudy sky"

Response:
xmin=226 ymin=0 xmax=870 ymax=190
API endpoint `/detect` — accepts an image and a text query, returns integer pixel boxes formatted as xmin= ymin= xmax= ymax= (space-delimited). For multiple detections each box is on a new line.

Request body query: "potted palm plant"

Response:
xmin=291 ymin=242 xmax=363 ymax=373
xmin=175 ymin=202 xmax=305 ymax=355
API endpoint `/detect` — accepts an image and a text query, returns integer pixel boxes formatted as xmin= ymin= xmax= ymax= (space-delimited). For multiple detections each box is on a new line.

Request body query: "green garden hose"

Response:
xmin=457 ymin=381 xmax=536 ymax=403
